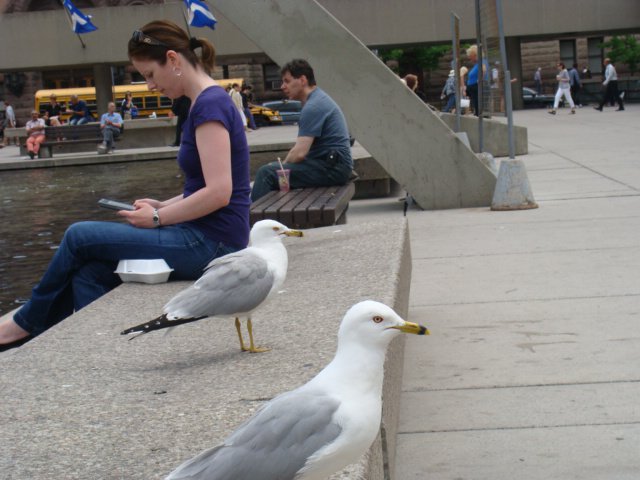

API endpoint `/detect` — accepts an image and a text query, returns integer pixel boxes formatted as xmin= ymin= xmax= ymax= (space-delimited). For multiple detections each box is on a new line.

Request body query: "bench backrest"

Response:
xmin=45 ymin=124 xmax=102 ymax=141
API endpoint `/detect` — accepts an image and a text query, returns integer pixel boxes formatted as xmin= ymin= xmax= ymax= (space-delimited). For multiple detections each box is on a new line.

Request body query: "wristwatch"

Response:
xmin=152 ymin=208 xmax=161 ymax=227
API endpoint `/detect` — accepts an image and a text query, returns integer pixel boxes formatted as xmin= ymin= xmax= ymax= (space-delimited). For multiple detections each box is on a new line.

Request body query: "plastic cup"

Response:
xmin=277 ymin=169 xmax=291 ymax=192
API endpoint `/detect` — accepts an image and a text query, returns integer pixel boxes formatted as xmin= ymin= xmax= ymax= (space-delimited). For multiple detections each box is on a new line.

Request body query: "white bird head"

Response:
xmin=338 ymin=300 xmax=429 ymax=350
xmin=249 ymin=220 xmax=303 ymax=246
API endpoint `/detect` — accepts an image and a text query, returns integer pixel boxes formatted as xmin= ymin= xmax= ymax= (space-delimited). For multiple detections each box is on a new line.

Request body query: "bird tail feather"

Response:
xmin=120 ymin=313 xmax=206 ymax=337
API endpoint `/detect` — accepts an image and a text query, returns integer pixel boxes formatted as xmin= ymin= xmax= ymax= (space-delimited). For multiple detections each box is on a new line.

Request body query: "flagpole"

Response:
xmin=58 ymin=0 xmax=86 ymax=48
xmin=181 ymin=4 xmax=193 ymax=37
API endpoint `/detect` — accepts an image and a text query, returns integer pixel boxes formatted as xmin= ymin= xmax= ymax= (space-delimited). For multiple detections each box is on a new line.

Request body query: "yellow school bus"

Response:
xmin=34 ymin=78 xmax=282 ymax=125
xmin=35 ymin=84 xmax=172 ymax=121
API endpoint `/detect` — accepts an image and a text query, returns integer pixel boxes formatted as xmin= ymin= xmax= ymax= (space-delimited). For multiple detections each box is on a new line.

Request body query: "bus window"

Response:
xmin=145 ymin=96 xmax=159 ymax=109
xmin=160 ymin=96 xmax=173 ymax=108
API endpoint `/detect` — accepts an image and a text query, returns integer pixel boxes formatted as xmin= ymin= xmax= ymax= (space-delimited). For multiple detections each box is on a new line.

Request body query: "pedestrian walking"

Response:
xmin=2 ymin=100 xmax=17 ymax=146
xmin=569 ymin=63 xmax=582 ymax=107
xmin=594 ymin=58 xmax=624 ymax=112
xmin=534 ymin=67 xmax=542 ymax=94
xmin=548 ymin=62 xmax=575 ymax=115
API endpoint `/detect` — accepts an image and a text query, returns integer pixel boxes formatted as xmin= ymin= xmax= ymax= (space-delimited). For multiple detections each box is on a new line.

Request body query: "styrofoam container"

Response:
xmin=114 ymin=259 xmax=173 ymax=284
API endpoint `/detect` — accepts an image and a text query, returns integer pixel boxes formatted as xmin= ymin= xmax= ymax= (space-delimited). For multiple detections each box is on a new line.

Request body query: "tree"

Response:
xmin=377 ymin=45 xmax=451 ymax=94
xmin=378 ymin=45 xmax=450 ymax=76
xmin=600 ymin=35 xmax=640 ymax=75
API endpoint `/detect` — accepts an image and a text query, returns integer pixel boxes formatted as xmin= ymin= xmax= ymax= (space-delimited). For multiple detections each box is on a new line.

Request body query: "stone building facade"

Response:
xmin=425 ymin=34 xmax=639 ymax=111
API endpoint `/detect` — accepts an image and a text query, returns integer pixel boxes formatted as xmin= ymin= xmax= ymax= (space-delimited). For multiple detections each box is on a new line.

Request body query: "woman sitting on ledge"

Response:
xmin=0 ymin=20 xmax=251 ymax=351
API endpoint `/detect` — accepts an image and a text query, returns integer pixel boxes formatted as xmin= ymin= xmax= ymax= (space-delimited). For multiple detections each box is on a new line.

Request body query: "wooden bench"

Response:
xmin=250 ymin=183 xmax=355 ymax=229
xmin=37 ymin=124 xmax=104 ymax=157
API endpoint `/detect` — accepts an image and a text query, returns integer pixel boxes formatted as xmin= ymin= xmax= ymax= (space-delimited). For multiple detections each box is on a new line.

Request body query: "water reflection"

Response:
xmin=0 ymin=160 xmax=183 ymax=315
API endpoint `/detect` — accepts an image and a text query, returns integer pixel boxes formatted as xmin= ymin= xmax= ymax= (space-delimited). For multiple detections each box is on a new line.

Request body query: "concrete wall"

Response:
xmin=0 ymin=1 xmax=638 ymax=71
xmin=439 ymin=113 xmax=528 ymax=157
xmin=319 ymin=0 xmax=640 ymax=46
xmin=213 ymin=0 xmax=496 ymax=210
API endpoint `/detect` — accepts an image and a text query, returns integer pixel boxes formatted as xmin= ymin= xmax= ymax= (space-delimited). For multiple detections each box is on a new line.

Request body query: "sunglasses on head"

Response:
xmin=131 ymin=30 xmax=168 ymax=47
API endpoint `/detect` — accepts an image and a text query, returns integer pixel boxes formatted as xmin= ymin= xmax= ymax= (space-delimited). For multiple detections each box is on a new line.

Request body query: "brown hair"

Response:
xmin=127 ymin=20 xmax=215 ymax=74
xmin=404 ymin=74 xmax=418 ymax=91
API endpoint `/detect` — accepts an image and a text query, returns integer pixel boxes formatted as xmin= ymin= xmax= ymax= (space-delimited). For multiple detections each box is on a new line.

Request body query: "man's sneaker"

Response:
xmin=593 ymin=106 xmax=603 ymax=111
xmin=571 ymin=108 xmax=576 ymax=114
xmin=97 ymin=143 xmax=108 ymax=154
xmin=29 ymin=151 xmax=35 ymax=159
xmin=548 ymin=110 xmax=556 ymax=115
xmin=616 ymin=108 xmax=625 ymax=111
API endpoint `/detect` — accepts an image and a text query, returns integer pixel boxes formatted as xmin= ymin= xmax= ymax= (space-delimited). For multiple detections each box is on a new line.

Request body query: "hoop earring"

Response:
xmin=173 ymin=66 xmax=182 ymax=77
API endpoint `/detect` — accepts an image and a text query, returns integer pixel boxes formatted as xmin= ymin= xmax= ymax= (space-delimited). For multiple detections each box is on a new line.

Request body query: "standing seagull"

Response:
xmin=121 ymin=220 xmax=303 ymax=352
xmin=165 ymin=300 xmax=429 ymax=480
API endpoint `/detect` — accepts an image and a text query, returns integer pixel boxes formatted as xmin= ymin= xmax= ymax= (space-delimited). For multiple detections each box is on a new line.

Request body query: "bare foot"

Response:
xmin=0 ymin=310 xmax=30 ymax=344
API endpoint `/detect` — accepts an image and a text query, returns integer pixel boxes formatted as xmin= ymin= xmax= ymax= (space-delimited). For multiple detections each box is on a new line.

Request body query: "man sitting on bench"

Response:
xmin=25 ymin=110 xmax=46 ymax=159
xmin=251 ymin=59 xmax=353 ymax=201
xmin=66 ymin=95 xmax=94 ymax=126
xmin=98 ymin=102 xmax=123 ymax=154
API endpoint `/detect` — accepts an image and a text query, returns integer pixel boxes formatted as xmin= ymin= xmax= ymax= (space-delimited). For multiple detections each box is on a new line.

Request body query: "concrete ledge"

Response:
xmin=3 ymin=136 xmax=395 ymax=198
xmin=0 ymin=146 xmax=179 ymax=170
xmin=117 ymin=117 xmax=177 ymax=149
xmin=0 ymin=219 xmax=412 ymax=480
xmin=439 ymin=112 xmax=528 ymax=157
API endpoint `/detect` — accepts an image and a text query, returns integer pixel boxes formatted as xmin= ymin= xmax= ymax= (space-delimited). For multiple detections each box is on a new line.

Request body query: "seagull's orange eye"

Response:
xmin=372 ymin=316 xmax=383 ymax=323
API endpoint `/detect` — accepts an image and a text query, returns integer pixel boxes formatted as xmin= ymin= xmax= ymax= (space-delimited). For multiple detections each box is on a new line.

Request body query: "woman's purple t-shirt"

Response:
xmin=177 ymin=85 xmax=251 ymax=249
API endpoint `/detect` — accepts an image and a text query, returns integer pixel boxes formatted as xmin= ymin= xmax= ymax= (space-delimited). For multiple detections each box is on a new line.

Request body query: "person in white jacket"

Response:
xmin=229 ymin=83 xmax=248 ymax=130
xmin=548 ymin=62 xmax=575 ymax=115
xmin=594 ymin=58 xmax=624 ymax=111
xmin=2 ymin=100 xmax=17 ymax=146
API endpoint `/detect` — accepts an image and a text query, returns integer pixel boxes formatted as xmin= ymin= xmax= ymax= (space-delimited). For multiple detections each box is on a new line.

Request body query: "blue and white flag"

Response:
xmin=184 ymin=0 xmax=217 ymax=30
xmin=63 ymin=0 xmax=98 ymax=34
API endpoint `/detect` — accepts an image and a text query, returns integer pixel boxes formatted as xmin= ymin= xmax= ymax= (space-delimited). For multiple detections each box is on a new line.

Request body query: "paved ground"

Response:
xmin=348 ymin=104 xmax=640 ymax=479
xmin=2 ymin=104 xmax=638 ymax=478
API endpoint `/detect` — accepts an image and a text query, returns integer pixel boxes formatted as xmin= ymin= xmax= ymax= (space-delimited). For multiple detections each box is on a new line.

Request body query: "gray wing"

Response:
xmin=166 ymin=390 xmax=342 ymax=480
xmin=165 ymin=250 xmax=274 ymax=319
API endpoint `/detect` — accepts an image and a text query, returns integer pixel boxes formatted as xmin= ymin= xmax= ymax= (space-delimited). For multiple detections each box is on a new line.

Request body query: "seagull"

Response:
xmin=120 ymin=220 xmax=303 ymax=353
xmin=165 ymin=300 xmax=429 ymax=480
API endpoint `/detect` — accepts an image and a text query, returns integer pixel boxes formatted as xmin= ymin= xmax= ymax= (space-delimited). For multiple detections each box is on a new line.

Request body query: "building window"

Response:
xmin=588 ymin=37 xmax=603 ymax=75
xmin=42 ymin=69 xmax=94 ymax=90
xmin=559 ymin=39 xmax=576 ymax=68
xmin=263 ymin=63 xmax=282 ymax=91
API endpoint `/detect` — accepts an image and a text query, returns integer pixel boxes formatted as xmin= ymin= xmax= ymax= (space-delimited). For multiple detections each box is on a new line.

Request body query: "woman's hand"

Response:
xmin=118 ymin=202 xmax=157 ymax=228
xmin=133 ymin=198 xmax=162 ymax=209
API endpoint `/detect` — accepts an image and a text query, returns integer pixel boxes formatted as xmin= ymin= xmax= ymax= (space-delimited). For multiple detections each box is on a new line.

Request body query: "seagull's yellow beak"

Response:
xmin=392 ymin=321 xmax=430 ymax=335
xmin=284 ymin=229 xmax=304 ymax=237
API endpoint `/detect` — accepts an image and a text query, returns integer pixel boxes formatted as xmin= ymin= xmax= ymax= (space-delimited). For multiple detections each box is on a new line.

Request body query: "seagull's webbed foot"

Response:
xmin=235 ymin=317 xmax=269 ymax=353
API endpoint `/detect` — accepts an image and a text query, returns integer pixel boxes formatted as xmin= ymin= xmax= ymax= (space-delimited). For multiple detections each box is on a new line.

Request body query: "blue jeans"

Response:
xmin=243 ymin=107 xmax=257 ymax=130
xmin=13 ymin=221 xmax=236 ymax=336
xmin=443 ymin=94 xmax=456 ymax=113
xmin=251 ymin=158 xmax=352 ymax=202
xmin=70 ymin=117 xmax=90 ymax=126
xmin=102 ymin=125 xmax=120 ymax=149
